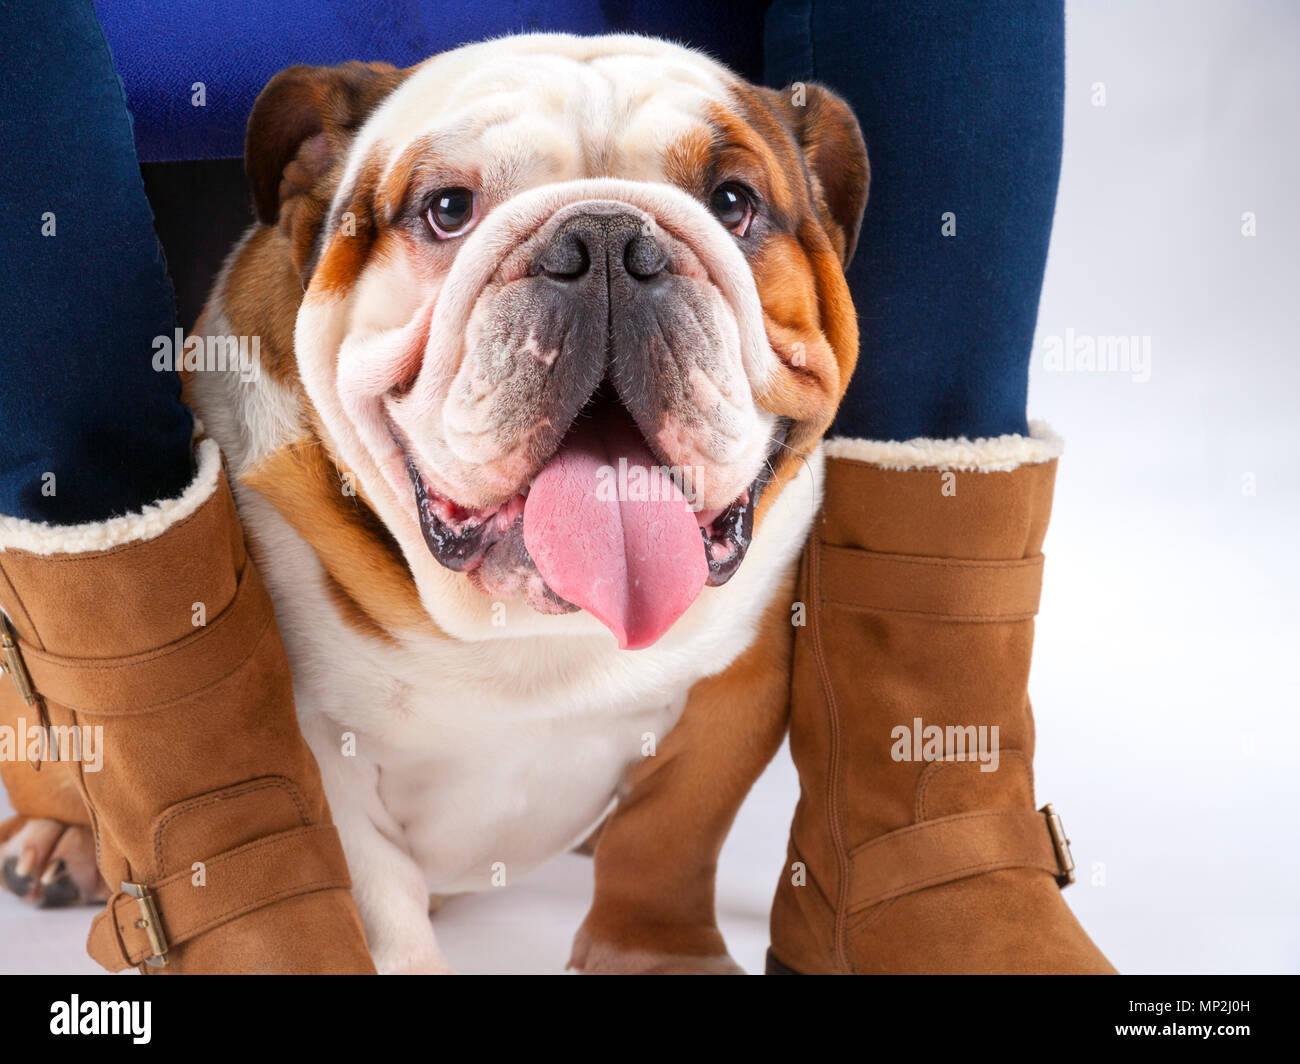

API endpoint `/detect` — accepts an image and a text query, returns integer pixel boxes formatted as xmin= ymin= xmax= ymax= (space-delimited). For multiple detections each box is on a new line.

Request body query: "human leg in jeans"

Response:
xmin=764 ymin=0 xmax=1114 ymax=973
xmin=0 ymin=0 xmax=373 ymax=973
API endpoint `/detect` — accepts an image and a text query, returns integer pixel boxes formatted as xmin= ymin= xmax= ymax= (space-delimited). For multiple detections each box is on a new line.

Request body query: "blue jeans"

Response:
xmin=767 ymin=0 xmax=1064 ymax=440
xmin=0 ymin=0 xmax=1063 ymax=522
xmin=0 ymin=0 xmax=194 ymax=523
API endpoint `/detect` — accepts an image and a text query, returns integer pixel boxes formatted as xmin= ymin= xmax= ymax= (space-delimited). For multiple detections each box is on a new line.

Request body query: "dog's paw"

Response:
xmin=569 ymin=918 xmax=745 ymax=975
xmin=0 ymin=817 xmax=108 ymax=909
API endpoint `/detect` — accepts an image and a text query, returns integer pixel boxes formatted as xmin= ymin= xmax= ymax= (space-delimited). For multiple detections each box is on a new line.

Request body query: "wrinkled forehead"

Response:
xmin=340 ymin=34 xmax=735 ymax=209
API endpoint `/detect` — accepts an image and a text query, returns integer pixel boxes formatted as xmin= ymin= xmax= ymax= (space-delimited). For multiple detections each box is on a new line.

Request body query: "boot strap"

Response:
xmin=4 ymin=562 xmax=271 ymax=714
xmin=848 ymin=805 xmax=1076 ymax=914
xmin=87 ymin=824 xmax=352 ymax=971
xmin=821 ymin=545 xmax=1044 ymax=622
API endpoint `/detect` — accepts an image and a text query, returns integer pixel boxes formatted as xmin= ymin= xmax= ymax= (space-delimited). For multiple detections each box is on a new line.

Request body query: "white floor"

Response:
xmin=1 ymin=0 xmax=1297 ymax=975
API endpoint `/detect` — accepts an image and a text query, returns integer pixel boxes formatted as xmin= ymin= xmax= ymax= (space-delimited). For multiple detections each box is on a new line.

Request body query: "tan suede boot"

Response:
xmin=768 ymin=428 xmax=1114 ymax=974
xmin=0 ymin=440 xmax=375 ymax=973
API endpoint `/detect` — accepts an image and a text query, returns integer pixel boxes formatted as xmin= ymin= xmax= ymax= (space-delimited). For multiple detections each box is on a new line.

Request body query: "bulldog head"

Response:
xmin=245 ymin=34 xmax=867 ymax=649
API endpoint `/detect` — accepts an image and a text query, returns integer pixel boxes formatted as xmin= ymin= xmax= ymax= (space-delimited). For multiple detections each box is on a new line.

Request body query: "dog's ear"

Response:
xmin=763 ymin=83 xmax=869 ymax=266
xmin=245 ymin=61 xmax=406 ymax=239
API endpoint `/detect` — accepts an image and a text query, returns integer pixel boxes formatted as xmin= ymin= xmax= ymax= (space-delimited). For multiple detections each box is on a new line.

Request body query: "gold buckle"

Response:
xmin=0 ymin=613 xmax=37 ymax=707
xmin=121 ymin=882 xmax=169 ymax=967
xmin=1040 ymin=803 xmax=1076 ymax=888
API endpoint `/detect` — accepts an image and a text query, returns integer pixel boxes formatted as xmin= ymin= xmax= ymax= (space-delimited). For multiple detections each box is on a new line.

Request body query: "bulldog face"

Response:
xmin=246 ymin=34 xmax=867 ymax=648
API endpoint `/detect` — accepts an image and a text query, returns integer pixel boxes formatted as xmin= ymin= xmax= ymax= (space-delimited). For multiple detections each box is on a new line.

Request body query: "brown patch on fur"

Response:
xmin=244 ymin=436 xmax=441 ymax=639
xmin=219 ymin=227 xmax=307 ymax=384
xmin=749 ymin=212 xmax=859 ymax=535
xmin=311 ymin=151 xmax=393 ymax=298
xmin=707 ymin=101 xmax=800 ymax=224
xmin=571 ymin=565 xmax=796 ymax=972
xmin=720 ymin=81 xmax=865 ymax=402
xmin=667 ymin=82 xmax=866 ymax=539
xmin=378 ymin=133 xmax=442 ymax=220
xmin=322 ymin=571 xmax=402 ymax=646
xmin=729 ymin=81 xmax=869 ymax=265
xmin=662 ymin=124 xmax=714 ymax=199
xmin=245 ymin=61 xmax=408 ymax=280
xmin=665 ymin=104 xmax=799 ymax=225
xmin=753 ymin=222 xmax=858 ymax=428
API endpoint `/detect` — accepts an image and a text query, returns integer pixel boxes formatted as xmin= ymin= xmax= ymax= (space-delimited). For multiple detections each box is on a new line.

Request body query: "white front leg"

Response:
xmin=302 ymin=714 xmax=452 ymax=975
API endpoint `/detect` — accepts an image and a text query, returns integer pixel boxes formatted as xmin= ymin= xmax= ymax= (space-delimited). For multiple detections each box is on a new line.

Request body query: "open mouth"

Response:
xmin=399 ymin=386 xmax=785 ymax=649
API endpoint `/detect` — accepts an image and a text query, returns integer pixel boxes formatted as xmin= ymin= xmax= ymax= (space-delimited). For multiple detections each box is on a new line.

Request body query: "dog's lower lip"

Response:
xmin=698 ymin=477 xmax=768 ymax=587
xmin=406 ymin=456 xmax=522 ymax=572
xmin=698 ymin=422 xmax=787 ymax=587
xmin=402 ymin=418 xmax=788 ymax=591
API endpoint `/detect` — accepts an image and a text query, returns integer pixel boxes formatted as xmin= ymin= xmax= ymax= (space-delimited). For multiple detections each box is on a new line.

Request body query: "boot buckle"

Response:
xmin=1041 ymin=803 xmax=1076 ymax=887
xmin=121 ymin=882 xmax=170 ymax=967
xmin=0 ymin=613 xmax=37 ymax=707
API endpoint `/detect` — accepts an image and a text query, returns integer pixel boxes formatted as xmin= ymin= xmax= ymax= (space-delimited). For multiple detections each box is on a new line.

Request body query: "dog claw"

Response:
xmin=2 ymin=855 xmax=33 ymax=898
xmin=38 ymin=873 xmax=81 ymax=909
xmin=1 ymin=819 xmax=107 ymax=907
xmin=39 ymin=857 xmax=67 ymax=886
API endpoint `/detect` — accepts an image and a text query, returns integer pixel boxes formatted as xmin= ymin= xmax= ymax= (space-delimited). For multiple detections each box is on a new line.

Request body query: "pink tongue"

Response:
xmin=523 ymin=410 xmax=707 ymax=650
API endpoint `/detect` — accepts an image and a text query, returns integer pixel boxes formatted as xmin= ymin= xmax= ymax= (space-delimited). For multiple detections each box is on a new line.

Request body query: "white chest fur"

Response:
xmin=228 ymin=449 xmax=819 ymax=895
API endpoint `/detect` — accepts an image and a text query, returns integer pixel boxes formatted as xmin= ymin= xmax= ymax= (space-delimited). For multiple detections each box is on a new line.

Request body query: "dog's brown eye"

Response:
xmin=426 ymin=187 xmax=476 ymax=238
xmin=710 ymin=183 xmax=753 ymax=236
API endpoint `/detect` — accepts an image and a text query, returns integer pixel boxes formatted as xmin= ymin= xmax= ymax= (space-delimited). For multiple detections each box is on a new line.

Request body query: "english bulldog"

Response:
xmin=187 ymin=32 xmax=867 ymax=974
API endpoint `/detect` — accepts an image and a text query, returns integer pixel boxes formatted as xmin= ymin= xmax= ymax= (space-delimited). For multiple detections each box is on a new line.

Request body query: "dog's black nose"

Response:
xmin=538 ymin=210 xmax=668 ymax=283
